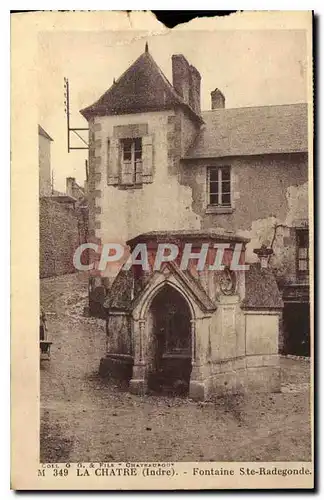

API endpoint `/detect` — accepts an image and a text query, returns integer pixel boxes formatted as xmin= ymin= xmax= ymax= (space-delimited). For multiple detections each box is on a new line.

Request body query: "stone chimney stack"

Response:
xmin=211 ymin=88 xmax=225 ymax=109
xmin=189 ymin=65 xmax=201 ymax=115
xmin=172 ymin=54 xmax=201 ymax=115
xmin=172 ymin=54 xmax=190 ymax=104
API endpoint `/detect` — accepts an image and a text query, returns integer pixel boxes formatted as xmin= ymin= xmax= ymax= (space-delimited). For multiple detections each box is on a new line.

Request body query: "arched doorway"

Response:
xmin=147 ymin=285 xmax=192 ymax=395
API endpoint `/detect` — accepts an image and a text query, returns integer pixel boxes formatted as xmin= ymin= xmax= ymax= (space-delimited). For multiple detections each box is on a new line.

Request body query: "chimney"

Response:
xmin=172 ymin=54 xmax=190 ymax=105
xmin=172 ymin=55 xmax=201 ymax=115
xmin=66 ymin=177 xmax=75 ymax=197
xmin=211 ymin=88 xmax=225 ymax=109
xmin=189 ymin=65 xmax=201 ymax=115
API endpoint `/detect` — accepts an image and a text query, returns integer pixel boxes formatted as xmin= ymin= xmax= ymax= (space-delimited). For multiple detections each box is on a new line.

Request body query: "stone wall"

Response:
xmin=100 ymin=259 xmax=282 ymax=400
xmin=180 ymin=152 xmax=308 ymax=285
xmin=39 ymin=197 xmax=88 ymax=278
xmin=88 ymin=110 xmax=201 ymax=282
xmin=39 ymin=133 xmax=52 ymax=197
xmin=107 ymin=313 xmax=132 ymax=355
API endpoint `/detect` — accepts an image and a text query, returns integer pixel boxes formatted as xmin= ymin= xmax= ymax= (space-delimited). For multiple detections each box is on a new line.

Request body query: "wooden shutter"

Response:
xmin=142 ymin=135 xmax=153 ymax=183
xmin=120 ymin=161 xmax=134 ymax=185
xmin=107 ymin=138 xmax=120 ymax=185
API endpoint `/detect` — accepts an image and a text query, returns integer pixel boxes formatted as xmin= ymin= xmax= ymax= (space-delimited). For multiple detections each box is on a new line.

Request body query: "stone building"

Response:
xmin=80 ymin=45 xmax=309 ymax=399
xmin=38 ymin=125 xmax=53 ymax=197
xmin=39 ymin=126 xmax=89 ymax=278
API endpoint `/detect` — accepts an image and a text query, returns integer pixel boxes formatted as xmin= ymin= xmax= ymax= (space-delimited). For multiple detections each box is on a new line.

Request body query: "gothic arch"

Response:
xmin=133 ymin=273 xmax=197 ymax=322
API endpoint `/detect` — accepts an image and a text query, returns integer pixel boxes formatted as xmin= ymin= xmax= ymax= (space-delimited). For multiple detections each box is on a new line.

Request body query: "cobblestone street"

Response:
xmin=40 ymin=273 xmax=312 ymax=463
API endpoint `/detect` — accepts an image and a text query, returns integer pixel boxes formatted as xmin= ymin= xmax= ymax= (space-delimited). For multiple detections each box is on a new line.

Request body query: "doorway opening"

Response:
xmin=283 ymin=302 xmax=310 ymax=356
xmin=147 ymin=285 xmax=192 ymax=395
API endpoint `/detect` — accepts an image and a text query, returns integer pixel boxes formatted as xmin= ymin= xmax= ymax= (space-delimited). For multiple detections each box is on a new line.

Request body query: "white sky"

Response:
xmin=38 ymin=29 xmax=307 ymax=191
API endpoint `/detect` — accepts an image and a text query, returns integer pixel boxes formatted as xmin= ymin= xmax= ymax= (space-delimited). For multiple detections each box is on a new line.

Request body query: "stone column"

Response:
xmin=189 ymin=318 xmax=207 ymax=401
xmin=191 ymin=319 xmax=196 ymax=363
xmin=129 ymin=319 xmax=147 ymax=395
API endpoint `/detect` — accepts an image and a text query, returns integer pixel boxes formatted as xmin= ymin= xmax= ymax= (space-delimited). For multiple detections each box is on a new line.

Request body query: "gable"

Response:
xmin=104 ymin=262 xmax=217 ymax=314
xmin=38 ymin=125 xmax=53 ymax=142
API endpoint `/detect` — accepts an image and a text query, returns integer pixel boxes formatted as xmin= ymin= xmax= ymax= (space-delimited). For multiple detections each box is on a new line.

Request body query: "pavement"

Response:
xmin=40 ymin=272 xmax=312 ymax=463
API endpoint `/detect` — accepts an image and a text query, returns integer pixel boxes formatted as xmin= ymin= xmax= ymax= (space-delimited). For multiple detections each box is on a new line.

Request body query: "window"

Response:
xmin=208 ymin=166 xmax=231 ymax=207
xmin=108 ymin=129 xmax=153 ymax=187
xmin=120 ymin=137 xmax=143 ymax=185
xmin=296 ymin=229 xmax=309 ymax=276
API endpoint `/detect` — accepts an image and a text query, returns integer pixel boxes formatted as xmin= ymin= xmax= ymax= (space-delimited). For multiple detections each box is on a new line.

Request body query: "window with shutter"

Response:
xmin=120 ymin=138 xmax=143 ymax=186
xmin=107 ymin=138 xmax=120 ymax=185
xmin=107 ymin=129 xmax=153 ymax=188
xmin=142 ymin=135 xmax=153 ymax=183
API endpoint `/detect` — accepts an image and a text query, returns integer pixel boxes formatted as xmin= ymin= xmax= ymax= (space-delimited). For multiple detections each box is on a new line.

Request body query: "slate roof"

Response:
xmin=105 ymin=262 xmax=284 ymax=312
xmin=105 ymin=269 xmax=133 ymax=311
xmin=184 ymin=103 xmax=308 ymax=159
xmin=80 ymin=48 xmax=202 ymax=123
xmin=127 ymin=229 xmax=249 ymax=248
xmin=242 ymin=264 xmax=284 ymax=310
xmin=50 ymin=195 xmax=77 ymax=204
xmin=38 ymin=125 xmax=53 ymax=141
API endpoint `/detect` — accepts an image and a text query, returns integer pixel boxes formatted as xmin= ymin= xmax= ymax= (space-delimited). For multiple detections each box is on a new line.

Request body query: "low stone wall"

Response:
xmin=99 ymin=354 xmax=134 ymax=381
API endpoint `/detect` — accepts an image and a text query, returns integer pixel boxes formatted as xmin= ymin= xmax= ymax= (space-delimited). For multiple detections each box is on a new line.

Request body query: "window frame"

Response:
xmin=206 ymin=166 xmax=233 ymax=213
xmin=120 ymin=137 xmax=143 ymax=186
xmin=296 ymin=228 xmax=309 ymax=278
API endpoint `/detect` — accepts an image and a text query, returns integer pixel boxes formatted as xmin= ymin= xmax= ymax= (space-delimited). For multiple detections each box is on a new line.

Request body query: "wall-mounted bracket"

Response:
xmin=64 ymin=77 xmax=89 ymax=152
